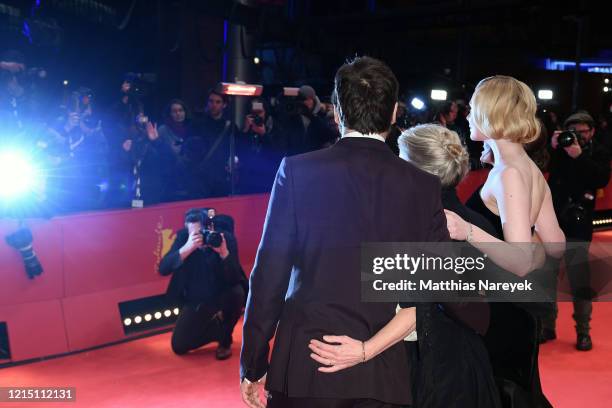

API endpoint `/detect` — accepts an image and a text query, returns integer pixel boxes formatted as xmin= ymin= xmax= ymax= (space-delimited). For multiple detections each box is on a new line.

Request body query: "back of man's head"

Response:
xmin=332 ymin=56 xmax=398 ymax=135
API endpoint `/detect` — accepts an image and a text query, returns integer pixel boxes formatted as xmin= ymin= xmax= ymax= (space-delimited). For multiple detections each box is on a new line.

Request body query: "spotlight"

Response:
xmin=144 ymin=314 xmax=152 ymax=322
xmin=123 ymin=318 xmax=132 ymax=326
xmin=154 ymin=312 xmax=162 ymax=320
xmin=173 ymin=308 xmax=180 ymax=316
xmin=134 ymin=316 xmax=142 ymax=324
xmin=63 ymin=80 xmax=69 ymax=86
xmin=163 ymin=310 xmax=172 ymax=318
xmin=537 ymin=89 xmax=553 ymax=100
xmin=253 ymin=57 xmax=260 ymax=64
xmin=411 ymin=97 xmax=425 ymax=110
xmin=430 ymin=89 xmax=447 ymax=101
xmin=0 ymin=151 xmax=39 ymax=200
xmin=604 ymin=87 xmax=610 ymax=93
xmin=605 ymin=78 xmax=610 ymax=84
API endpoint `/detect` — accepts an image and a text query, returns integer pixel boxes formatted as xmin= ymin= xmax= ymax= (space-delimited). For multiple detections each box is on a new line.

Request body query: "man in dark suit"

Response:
xmin=240 ymin=56 xmax=449 ymax=408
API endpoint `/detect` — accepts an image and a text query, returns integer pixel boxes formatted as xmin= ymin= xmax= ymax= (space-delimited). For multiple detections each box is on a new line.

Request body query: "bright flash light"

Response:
xmin=537 ymin=89 xmax=553 ymax=100
xmin=604 ymin=87 xmax=610 ymax=93
xmin=173 ymin=308 xmax=180 ymax=316
xmin=124 ymin=318 xmax=132 ymax=326
xmin=253 ymin=57 xmax=260 ymax=64
xmin=430 ymin=89 xmax=447 ymax=101
xmin=154 ymin=312 xmax=162 ymax=319
xmin=0 ymin=151 xmax=39 ymax=200
xmin=164 ymin=310 xmax=172 ymax=317
xmin=134 ymin=316 xmax=142 ymax=324
xmin=144 ymin=314 xmax=152 ymax=322
xmin=63 ymin=80 xmax=69 ymax=86
xmin=605 ymin=78 xmax=610 ymax=84
xmin=411 ymin=97 xmax=425 ymax=110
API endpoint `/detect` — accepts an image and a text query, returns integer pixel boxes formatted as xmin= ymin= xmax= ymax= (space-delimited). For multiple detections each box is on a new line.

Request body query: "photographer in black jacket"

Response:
xmin=546 ymin=112 xmax=611 ymax=351
xmin=159 ymin=208 xmax=247 ymax=359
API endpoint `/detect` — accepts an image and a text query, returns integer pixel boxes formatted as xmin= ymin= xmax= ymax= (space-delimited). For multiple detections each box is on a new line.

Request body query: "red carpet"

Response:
xmin=2 ymin=305 xmax=611 ymax=408
xmin=2 ymin=234 xmax=612 ymax=407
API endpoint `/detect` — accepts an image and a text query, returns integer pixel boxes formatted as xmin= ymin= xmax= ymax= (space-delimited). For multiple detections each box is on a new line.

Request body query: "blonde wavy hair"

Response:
xmin=398 ymin=124 xmax=469 ymax=188
xmin=470 ymin=75 xmax=540 ymax=144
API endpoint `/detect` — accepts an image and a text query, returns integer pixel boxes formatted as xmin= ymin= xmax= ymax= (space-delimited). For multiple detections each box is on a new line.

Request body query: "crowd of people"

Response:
xmin=2 ymin=49 xmax=610 ymax=219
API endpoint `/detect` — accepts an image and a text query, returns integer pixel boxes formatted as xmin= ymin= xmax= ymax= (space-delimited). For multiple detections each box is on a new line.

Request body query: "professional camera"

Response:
xmin=558 ymin=130 xmax=583 ymax=148
xmin=251 ymin=114 xmax=264 ymax=127
xmin=5 ymin=228 xmax=43 ymax=279
xmin=201 ymin=217 xmax=223 ymax=248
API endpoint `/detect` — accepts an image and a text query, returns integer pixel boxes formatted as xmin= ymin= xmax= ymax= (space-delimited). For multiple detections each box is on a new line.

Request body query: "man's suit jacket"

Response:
xmin=240 ymin=136 xmax=449 ymax=405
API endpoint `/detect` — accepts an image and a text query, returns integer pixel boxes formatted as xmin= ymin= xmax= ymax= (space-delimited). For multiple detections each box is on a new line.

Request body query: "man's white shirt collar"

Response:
xmin=342 ymin=131 xmax=385 ymax=143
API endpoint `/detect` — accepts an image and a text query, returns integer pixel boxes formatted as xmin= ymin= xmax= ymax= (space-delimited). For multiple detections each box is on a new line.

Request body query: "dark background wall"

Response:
xmin=0 ymin=0 xmax=610 ymax=119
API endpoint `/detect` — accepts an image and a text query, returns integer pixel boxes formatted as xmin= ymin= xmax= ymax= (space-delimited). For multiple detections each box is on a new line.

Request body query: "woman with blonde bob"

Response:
xmin=447 ymin=75 xmax=565 ymax=407
xmin=309 ymin=125 xmax=503 ymax=408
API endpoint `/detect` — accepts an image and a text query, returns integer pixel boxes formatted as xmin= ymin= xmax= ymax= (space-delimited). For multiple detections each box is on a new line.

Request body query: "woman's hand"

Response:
xmin=308 ymin=335 xmax=365 ymax=373
xmin=444 ymin=209 xmax=471 ymax=241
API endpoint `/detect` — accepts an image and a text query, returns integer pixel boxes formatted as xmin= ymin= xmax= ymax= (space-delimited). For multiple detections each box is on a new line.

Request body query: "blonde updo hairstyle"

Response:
xmin=398 ymin=124 xmax=469 ymax=188
xmin=470 ymin=75 xmax=540 ymax=144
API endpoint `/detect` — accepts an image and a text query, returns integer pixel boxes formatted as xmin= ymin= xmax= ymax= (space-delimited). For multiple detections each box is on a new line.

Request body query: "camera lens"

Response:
xmin=558 ymin=131 xmax=576 ymax=148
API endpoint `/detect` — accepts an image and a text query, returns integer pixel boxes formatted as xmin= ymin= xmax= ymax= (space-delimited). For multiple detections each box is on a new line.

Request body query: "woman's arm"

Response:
xmin=534 ymin=184 xmax=566 ymax=258
xmin=445 ymin=167 xmax=540 ymax=277
xmin=308 ymin=307 xmax=416 ymax=373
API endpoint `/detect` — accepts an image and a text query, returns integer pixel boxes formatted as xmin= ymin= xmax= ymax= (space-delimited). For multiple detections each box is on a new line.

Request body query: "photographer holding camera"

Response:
xmin=239 ymin=98 xmax=283 ymax=193
xmin=546 ymin=111 xmax=611 ymax=351
xmin=159 ymin=209 xmax=247 ymax=359
xmin=281 ymin=85 xmax=337 ymax=156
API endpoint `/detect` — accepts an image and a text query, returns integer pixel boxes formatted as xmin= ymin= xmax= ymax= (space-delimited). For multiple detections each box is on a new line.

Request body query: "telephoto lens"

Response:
xmin=558 ymin=130 xmax=576 ymax=148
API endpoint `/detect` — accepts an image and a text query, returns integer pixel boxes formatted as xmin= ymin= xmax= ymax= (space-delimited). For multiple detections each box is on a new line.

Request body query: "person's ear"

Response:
xmin=391 ymin=103 xmax=398 ymax=125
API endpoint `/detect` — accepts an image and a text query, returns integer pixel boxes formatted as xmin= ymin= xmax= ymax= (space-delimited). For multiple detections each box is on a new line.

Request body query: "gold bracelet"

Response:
xmin=362 ymin=341 xmax=366 ymax=363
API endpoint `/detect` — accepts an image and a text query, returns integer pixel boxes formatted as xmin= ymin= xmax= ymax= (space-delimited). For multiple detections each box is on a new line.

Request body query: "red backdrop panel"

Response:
xmin=61 ymin=280 xmax=169 ymax=351
xmin=0 ymin=194 xmax=269 ymax=362
xmin=0 ymin=300 xmax=68 ymax=361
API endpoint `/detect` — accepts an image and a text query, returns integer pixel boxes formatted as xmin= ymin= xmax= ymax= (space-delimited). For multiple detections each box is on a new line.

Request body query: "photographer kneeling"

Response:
xmin=547 ymin=112 xmax=611 ymax=350
xmin=159 ymin=208 xmax=247 ymax=359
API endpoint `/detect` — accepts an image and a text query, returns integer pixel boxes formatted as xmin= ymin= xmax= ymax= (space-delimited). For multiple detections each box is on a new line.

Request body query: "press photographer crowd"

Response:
xmin=4 ymin=47 xmax=610 ymax=220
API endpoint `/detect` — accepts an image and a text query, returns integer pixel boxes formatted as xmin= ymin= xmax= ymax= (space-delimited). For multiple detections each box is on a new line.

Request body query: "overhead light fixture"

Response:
xmin=283 ymin=87 xmax=300 ymax=97
xmin=430 ymin=89 xmax=447 ymax=101
xmin=219 ymin=82 xmax=263 ymax=96
xmin=537 ymin=89 xmax=554 ymax=100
